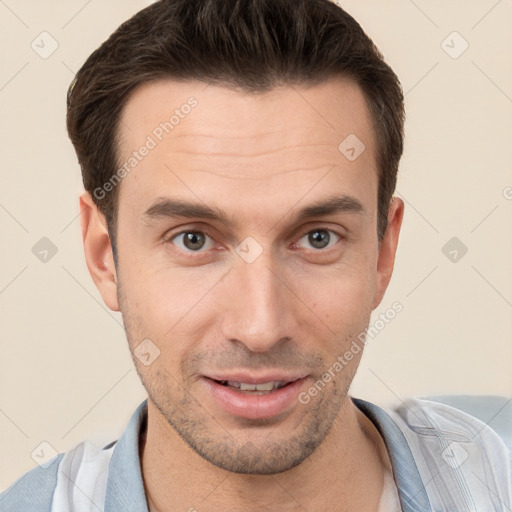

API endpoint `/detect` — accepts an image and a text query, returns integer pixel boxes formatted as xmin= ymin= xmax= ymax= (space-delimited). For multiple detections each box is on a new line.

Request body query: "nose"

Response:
xmin=219 ymin=250 xmax=296 ymax=353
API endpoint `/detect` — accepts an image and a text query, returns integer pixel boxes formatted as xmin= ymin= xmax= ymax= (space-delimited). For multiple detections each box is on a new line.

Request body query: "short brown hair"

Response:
xmin=67 ymin=0 xmax=405 ymax=258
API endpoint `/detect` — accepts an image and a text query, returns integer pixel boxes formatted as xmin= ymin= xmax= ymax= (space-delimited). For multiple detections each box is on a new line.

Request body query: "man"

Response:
xmin=1 ymin=0 xmax=510 ymax=510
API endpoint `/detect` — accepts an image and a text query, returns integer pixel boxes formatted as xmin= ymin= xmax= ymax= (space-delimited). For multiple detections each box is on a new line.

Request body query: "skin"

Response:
xmin=80 ymin=77 xmax=404 ymax=511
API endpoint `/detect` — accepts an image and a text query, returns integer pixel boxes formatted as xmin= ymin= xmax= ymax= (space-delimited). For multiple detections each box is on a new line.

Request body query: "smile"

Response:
xmin=202 ymin=375 xmax=308 ymax=419
xmin=215 ymin=380 xmax=290 ymax=393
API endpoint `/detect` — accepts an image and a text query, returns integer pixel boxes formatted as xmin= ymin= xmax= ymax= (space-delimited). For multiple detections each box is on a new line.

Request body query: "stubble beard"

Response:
xmin=147 ymin=369 xmax=346 ymax=474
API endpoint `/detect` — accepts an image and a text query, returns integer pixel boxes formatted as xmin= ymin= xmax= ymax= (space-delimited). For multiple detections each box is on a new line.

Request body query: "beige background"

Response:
xmin=1 ymin=0 xmax=511 ymax=490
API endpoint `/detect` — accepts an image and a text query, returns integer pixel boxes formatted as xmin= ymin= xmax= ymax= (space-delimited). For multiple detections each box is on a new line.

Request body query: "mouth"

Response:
xmin=201 ymin=373 xmax=309 ymax=420
xmin=212 ymin=379 xmax=296 ymax=395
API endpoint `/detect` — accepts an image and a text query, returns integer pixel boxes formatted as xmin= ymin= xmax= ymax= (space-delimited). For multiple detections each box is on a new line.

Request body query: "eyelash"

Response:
xmin=164 ymin=227 xmax=342 ymax=255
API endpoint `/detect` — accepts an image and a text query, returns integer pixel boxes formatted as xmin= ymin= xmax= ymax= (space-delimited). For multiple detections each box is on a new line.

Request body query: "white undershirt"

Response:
xmin=146 ymin=468 xmax=403 ymax=512
xmin=376 ymin=466 xmax=402 ymax=512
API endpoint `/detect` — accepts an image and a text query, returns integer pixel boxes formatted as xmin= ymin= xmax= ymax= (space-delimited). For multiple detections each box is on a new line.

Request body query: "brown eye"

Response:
xmin=171 ymin=231 xmax=214 ymax=252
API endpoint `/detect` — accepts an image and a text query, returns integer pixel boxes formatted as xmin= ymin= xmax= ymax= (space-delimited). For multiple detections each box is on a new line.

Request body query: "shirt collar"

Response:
xmin=105 ymin=398 xmax=432 ymax=511
xmin=104 ymin=400 xmax=149 ymax=512
xmin=353 ymin=398 xmax=432 ymax=511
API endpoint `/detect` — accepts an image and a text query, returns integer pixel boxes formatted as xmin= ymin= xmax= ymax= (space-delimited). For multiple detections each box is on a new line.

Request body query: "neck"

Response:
xmin=141 ymin=397 xmax=390 ymax=512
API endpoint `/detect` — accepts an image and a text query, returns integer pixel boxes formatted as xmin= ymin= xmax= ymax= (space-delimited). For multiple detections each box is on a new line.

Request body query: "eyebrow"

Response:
xmin=143 ymin=194 xmax=365 ymax=227
xmin=295 ymin=195 xmax=364 ymax=222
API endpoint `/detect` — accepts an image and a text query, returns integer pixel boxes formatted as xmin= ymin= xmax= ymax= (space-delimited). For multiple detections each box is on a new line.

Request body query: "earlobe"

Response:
xmin=372 ymin=197 xmax=404 ymax=309
xmin=79 ymin=192 xmax=120 ymax=312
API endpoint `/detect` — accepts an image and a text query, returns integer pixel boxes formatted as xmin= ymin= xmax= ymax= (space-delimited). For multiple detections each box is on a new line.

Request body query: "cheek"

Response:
xmin=118 ymin=268 xmax=226 ymax=380
xmin=321 ymin=288 xmax=373 ymax=340
xmin=120 ymin=251 xmax=223 ymax=329
xmin=311 ymin=276 xmax=374 ymax=381
xmin=300 ymin=255 xmax=377 ymax=331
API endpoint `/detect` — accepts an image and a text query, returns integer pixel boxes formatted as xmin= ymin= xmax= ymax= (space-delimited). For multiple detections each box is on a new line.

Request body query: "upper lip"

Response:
xmin=205 ymin=371 xmax=309 ymax=384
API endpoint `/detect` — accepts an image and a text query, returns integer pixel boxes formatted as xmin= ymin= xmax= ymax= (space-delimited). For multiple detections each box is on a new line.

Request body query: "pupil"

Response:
xmin=184 ymin=232 xmax=205 ymax=250
xmin=309 ymin=230 xmax=330 ymax=249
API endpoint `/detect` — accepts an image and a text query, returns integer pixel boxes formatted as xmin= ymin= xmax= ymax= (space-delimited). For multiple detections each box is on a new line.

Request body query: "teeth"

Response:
xmin=226 ymin=381 xmax=286 ymax=391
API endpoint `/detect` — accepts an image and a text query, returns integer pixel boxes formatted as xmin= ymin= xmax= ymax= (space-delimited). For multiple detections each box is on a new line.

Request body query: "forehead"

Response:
xmin=115 ymin=77 xmax=377 ymax=221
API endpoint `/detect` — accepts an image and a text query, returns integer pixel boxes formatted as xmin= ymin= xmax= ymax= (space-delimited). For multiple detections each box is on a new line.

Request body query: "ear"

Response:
xmin=79 ymin=191 xmax=120 ymax=311
xmin=372 ymin=197 xmax=404 ymax=309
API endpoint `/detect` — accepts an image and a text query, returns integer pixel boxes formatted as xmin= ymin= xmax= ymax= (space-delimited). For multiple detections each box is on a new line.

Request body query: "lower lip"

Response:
xmin=202 ymin=377 xmax=307 ymax=420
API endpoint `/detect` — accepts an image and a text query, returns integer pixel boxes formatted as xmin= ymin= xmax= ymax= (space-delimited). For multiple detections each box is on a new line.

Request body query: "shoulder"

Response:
xmin=387 ymin=395 xmax=512 ymax=508
xmin=420 ymin=395 xmax=512 ymax=447
xmin=384 ymin=395 xmax=512 ymax=510
xmin=391 ymin=395 xmax=512 ymax=449
xmin=0 ymin=440 xmax=116 ymax=512
xmin=0 ymin=453 xmax=64 ymax=512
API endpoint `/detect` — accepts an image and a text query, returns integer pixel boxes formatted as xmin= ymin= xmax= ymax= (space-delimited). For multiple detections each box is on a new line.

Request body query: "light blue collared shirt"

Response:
xmin=1 ymin=396 xmax=511 ymax=511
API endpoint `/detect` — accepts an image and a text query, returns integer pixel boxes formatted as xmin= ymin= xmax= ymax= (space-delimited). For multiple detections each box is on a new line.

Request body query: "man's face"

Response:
xmin=108 ymin=77 xmax=396 ymax=474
